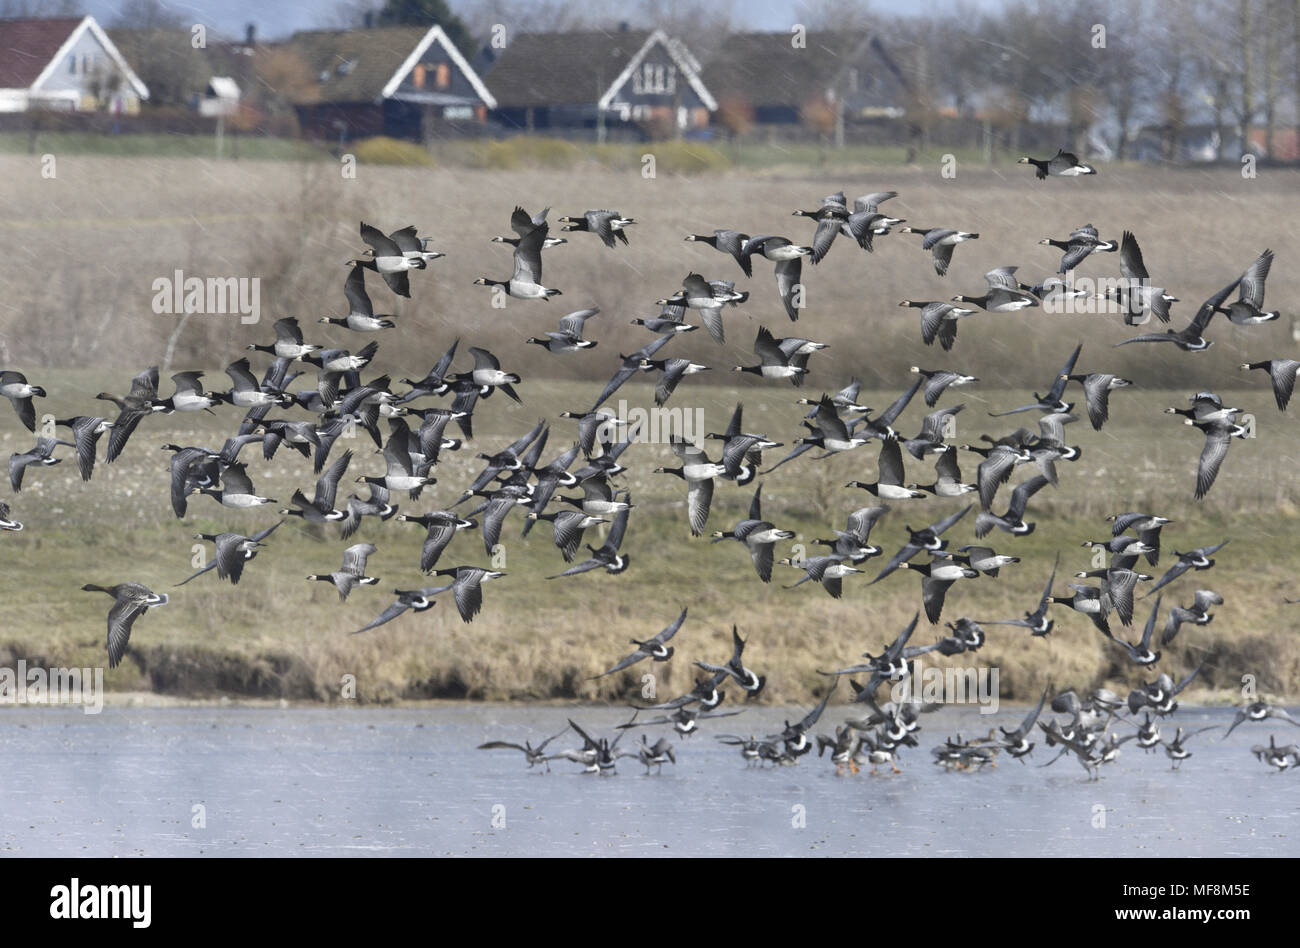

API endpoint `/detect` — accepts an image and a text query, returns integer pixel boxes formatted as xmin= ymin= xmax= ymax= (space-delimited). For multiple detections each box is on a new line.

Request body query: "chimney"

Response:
xmin=363 ymin=11 xmax=375 ymax=28
xmin=244 ymin=23 xmax=255 ymax=47
xmin=618 ymin=20 xmax=629 ymax=32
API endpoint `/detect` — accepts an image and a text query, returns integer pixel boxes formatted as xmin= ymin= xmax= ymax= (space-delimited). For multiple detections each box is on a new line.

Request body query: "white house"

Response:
xmin=0 ymin=15 xmax=149 ymax=114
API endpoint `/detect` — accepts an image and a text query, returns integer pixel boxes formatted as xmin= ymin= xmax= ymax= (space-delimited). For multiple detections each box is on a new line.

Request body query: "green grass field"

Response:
xmin=0 ymin=131 xmax=332 ymax=161
xmin=1 ymin=373 xmax=1296 ymax=705
xmin=1 ymin=155 xmax=1298 ymax=704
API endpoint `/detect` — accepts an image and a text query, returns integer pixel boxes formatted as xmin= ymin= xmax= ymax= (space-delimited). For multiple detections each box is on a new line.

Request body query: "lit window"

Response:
xmin=435 ymin=63 xmax=449 ymax=89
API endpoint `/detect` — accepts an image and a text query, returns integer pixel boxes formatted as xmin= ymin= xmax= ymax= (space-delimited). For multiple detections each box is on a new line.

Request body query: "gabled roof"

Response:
xmin=381 ymin=24 xmax=495 ymax=108
xmin=597 ymin=29 xmax=716 ymax=112
xmin=0 ymin=16 xmax=82 ymax=88
xmin=0 ymin=15 xmax=149 ymax=98
xmin=483 ymin=28 xmax=687 ymax=110
xmin=702 ymin=31 xmax=908 ymax=112
xmin=281 ymin=24 xmax=494 ymax=108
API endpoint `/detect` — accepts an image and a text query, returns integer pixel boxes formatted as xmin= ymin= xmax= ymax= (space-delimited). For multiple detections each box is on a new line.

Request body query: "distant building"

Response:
xmin=1130 ymin=124 xmax=1297 ymax=163
xmin=280 ymin=24 xmax=495 ymax=142
xmin=199 ymin=77 xmax=240 ymax=117
xmin=482 ymin=28 xmax=716 ymax=136
xmin=0 ymin=15 xmax=149 ymax=114
xmin=701 ymin=31 xmax=909 ymax=133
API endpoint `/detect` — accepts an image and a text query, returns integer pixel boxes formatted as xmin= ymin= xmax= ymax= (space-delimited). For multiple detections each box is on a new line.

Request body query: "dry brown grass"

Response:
xmin=1 ymin=157 xmax=1298 ymax=704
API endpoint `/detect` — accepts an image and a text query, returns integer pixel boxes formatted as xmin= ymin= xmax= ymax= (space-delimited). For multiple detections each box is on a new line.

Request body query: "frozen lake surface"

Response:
xmin=1 ymin=704 xmax=1295 ymax=857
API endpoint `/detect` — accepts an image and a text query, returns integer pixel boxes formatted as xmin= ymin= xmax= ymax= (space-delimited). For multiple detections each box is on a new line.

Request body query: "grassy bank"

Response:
xmin=1 ymin=376 xmax=1296 ymax=705
xmin=1 ymin=154 xmax=1297 ymax=704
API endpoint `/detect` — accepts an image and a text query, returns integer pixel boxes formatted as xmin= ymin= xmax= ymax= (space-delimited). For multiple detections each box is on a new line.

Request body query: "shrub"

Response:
xmin=352 ymin=136 xmax=435 ymax=167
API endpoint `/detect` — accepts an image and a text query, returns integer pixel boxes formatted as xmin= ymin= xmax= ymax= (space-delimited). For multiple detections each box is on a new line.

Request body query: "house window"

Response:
xmin=632 ymin=63 xmax=676 ymax=96
xmin=435 ymin=63 xmax=450 ymax=89
xmin=68 ymin=56 xmax=76 ymax=74
xmin=413 ymin=64 xmax=425 ymax=88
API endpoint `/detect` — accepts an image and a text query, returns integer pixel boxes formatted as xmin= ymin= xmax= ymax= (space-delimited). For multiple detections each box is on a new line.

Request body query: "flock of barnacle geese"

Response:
xmin=3 ymin=149 xmax=1298 ymax=779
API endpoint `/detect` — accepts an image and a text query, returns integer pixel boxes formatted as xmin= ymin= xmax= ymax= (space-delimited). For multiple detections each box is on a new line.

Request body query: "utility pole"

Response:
xmin=1241 ymin=0 xmax=1254 ymax=153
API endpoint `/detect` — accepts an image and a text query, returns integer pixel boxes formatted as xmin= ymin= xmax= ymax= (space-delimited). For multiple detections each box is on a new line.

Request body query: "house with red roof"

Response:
xmin=0 ymin=15 xmax=149 ymax=114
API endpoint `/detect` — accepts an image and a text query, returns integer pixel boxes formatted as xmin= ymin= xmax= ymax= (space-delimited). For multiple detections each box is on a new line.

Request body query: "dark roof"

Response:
xmin=279 ymin=26 xmax=430 ymax=103
xmin=0 ymin=16 xmax=82 ymax=88
xmin=483 ymin=29 xmax=653 ymax=109
xmin=702 ymin=31 xmax=910 ymax=113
